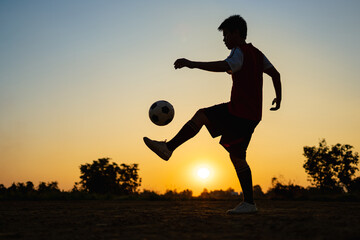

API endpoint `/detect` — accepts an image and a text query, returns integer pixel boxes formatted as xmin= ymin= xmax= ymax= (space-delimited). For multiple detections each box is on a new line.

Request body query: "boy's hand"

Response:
xmin=174 ymin=58 xmax=193 ymax=69
xmin=270 ymin=98 xmax=281 ymax=111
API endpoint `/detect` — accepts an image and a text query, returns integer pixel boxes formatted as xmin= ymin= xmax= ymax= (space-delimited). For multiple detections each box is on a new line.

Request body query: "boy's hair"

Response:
xmin=218 ymin=15 xmax=247 ymax=39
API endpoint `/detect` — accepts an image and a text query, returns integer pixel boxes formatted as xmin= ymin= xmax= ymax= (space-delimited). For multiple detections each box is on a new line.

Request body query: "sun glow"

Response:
xmin=197 ymin=168 xmax=210 ymax=179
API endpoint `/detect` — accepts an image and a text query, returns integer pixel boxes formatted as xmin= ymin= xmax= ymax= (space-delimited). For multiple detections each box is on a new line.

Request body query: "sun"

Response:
xmin=197 ymin=168 xmax=210 ymax=179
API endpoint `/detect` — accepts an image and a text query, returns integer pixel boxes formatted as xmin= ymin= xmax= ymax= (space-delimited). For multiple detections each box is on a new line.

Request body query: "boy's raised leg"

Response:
xmin=166 ymin=109 xmax=208 ymax=151
xmin=144 ymin=109 xmax=208 ymax=160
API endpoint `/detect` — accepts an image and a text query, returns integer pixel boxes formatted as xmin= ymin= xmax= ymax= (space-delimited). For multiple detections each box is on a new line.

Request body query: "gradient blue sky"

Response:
xmin=1 ymin=0 xmax=359 ymax=195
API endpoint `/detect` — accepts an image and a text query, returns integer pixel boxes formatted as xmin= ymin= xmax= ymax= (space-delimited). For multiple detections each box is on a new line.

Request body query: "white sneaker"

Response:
xmin=143 ymin=137 xmax=172 ymax=161
xmin=226 ymin=202 xmax=258 ymax=214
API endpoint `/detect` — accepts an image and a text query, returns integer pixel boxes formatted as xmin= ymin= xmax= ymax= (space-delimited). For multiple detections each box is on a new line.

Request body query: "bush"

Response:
xmin=266 ymin=177 xmax=308 ymax=200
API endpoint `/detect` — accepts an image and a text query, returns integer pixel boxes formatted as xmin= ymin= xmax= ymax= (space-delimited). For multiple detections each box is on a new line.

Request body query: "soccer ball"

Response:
xmin=149 ymin=100 xmax=175 ymax=126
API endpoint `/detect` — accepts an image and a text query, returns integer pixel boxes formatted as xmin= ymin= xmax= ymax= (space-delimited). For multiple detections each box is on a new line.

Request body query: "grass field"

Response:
xmin=0 ymin=200 xmax=359 ymax=240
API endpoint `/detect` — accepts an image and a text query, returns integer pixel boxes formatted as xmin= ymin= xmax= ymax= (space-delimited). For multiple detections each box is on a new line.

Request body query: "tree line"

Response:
xmin=1 ymin=139 xmax=359 ymax=200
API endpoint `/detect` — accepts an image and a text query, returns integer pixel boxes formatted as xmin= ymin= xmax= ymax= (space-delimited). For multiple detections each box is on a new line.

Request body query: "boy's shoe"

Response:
xmin=226 ymin=202 xmax=258 ymax=214
xmin=143 ymin=137 xmax=172 ymax=161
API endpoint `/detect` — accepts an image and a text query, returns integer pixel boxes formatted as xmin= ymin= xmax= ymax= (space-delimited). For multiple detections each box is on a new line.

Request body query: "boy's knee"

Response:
xmin=227 ymin=145 xmax=247 ymax=160
xmin=192 ymin=108 xmax=208 ymax=125
xmin=230 ymin=154 xmax=250 ymax=172
xmin=194 ymin=108 xmax=206 ymax=118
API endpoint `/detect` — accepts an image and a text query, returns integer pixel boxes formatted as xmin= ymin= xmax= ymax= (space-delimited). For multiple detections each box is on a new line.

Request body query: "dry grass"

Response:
xmin=0 ymin=200 xmax=359 ymax=240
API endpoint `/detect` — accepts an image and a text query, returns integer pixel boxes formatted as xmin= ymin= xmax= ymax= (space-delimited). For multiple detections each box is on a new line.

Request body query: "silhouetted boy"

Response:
xmin=144 ymin=15 xmax=282 ymax=214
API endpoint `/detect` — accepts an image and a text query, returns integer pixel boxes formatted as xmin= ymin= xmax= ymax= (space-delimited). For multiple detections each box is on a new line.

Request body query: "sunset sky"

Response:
xmin=1 ymin=0 xmax=360 ymax=196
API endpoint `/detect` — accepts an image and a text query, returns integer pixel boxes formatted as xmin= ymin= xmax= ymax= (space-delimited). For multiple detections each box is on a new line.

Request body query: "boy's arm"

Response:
xmin=264 ymin=66 xmax=282 ymax=111
xmin=174 ymin=58 xmax=230 ymax=72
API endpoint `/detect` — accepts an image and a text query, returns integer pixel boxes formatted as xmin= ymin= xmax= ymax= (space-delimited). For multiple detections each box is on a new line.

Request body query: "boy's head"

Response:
xmin=218 ymin=15 xmax=247 ymax=49
xmin=218 ymin=15 xmax=247 ymax=39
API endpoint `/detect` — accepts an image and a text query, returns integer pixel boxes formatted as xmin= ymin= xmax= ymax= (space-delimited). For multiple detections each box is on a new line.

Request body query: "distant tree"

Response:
xmin=303 ymin=139 xmax=359 ymax=191
xmin=76 ymin=158 xmax=141 ymax=194
xmin=7 ymin=182 xmax=35 ymax=193
xmin=25 ymin=181 xmax=35 ymax=192
xmin=37 ymin=181 xmax=60 ymax=193
xmin=8 ymin=183 xmax=17 ymax=192
xmin=13 ymin=181 xmax=35 ymax=193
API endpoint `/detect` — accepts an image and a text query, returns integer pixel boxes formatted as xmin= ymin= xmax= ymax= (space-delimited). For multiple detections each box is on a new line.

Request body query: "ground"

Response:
xmin=0 ymin=200 xmax=359 ymax=240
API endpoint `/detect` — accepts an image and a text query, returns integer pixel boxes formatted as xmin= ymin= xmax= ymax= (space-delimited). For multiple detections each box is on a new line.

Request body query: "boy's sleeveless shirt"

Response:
xmin=228 ymin=43 xmax=264 ymax=121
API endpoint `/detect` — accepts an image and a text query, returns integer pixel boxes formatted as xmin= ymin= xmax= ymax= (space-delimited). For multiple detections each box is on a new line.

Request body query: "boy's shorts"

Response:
xmin=203 ymin=103 xmax=259 ymax=159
